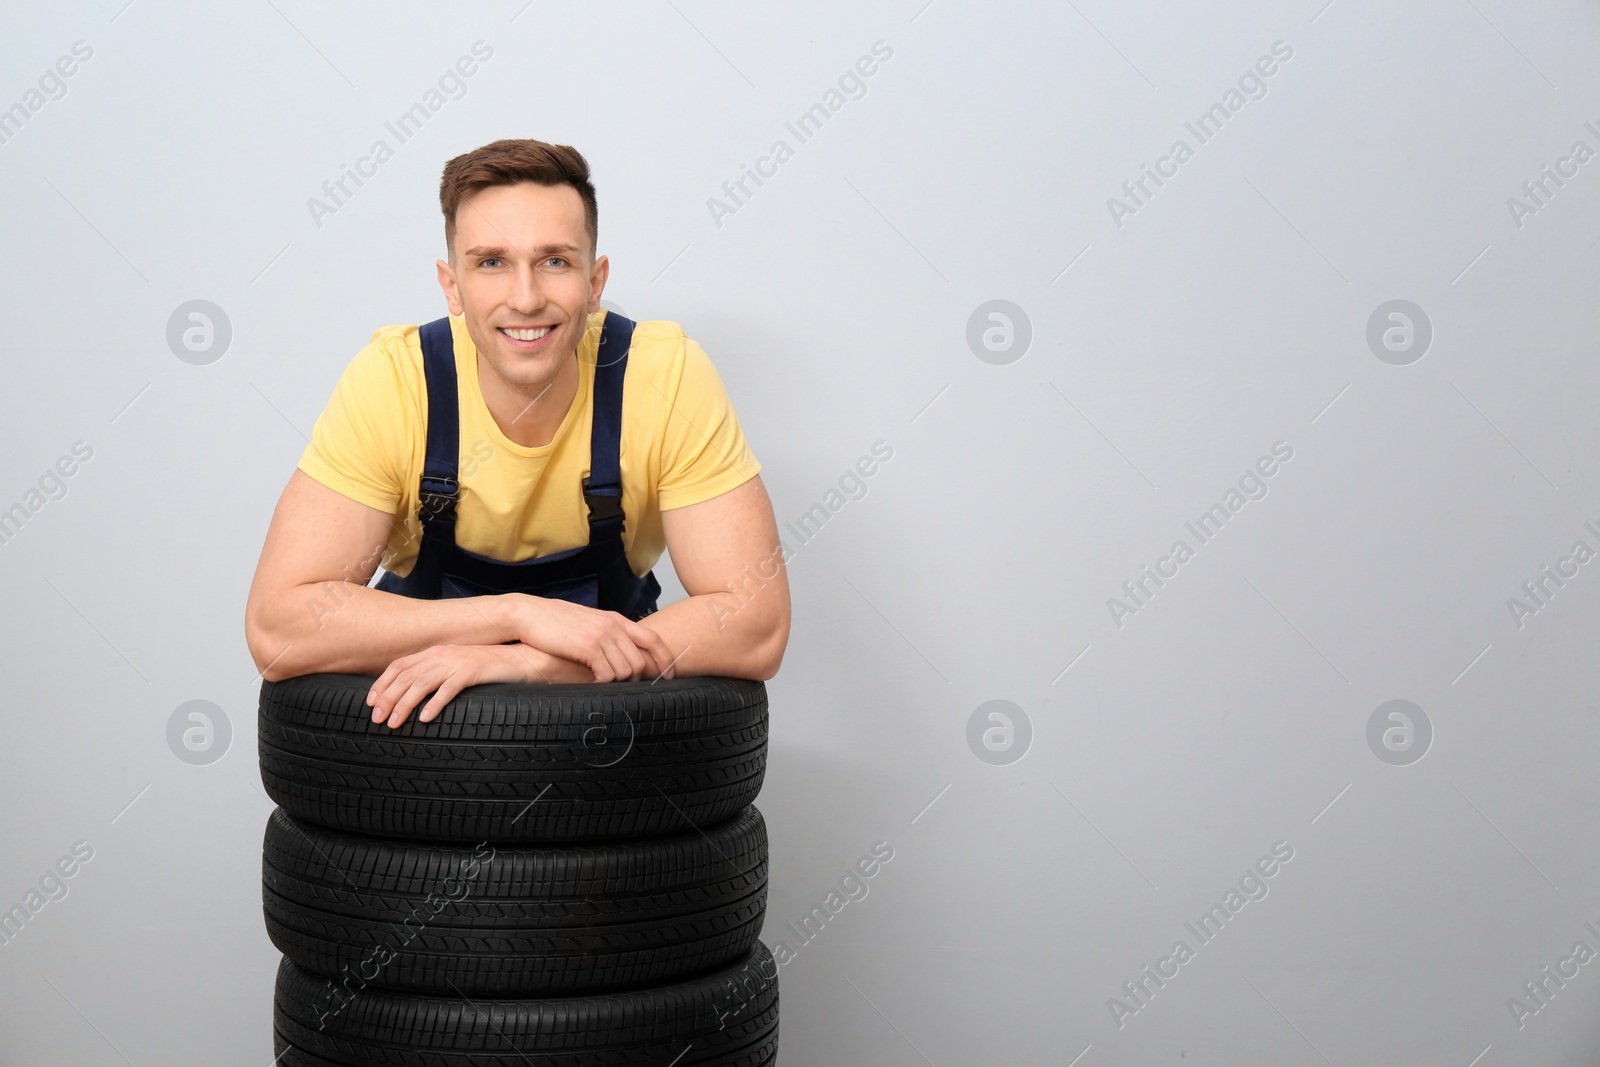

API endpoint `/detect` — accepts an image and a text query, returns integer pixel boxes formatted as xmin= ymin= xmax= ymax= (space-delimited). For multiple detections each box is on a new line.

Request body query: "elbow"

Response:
xmin=247 ymin=628 xmax=298 ymax=684
xmin=750 ymin=611 xmax=790 ymax=681
xmin=258 ymin=655 xmax=297 ymax=684
xmin=245 ymin=598 xmax=300 ymax=683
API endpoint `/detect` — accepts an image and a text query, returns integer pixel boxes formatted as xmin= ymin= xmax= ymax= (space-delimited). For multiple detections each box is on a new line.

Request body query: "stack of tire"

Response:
xmin=256 ymin=672 xmax=777 ymax=1065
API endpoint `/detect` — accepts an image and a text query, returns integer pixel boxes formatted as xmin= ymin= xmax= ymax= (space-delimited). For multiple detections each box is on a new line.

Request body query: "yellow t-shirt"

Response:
xmin=296 ymin=310 xmax=761 ymax=581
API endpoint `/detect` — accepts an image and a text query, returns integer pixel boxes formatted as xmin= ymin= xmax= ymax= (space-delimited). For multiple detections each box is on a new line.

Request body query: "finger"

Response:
xmin=604 ymin=615 xmax=659 ymax=675
xmin=369 ymin=666 xmax=402 ymax=720
xmin=602 ymin=632 xmax=648 ymax=681
xmin=589 ymin=643 xmax=622 ymax=683
xmin=599 ymin=634 xmax=642 ymax=683
xmin=624 ymin=620 xmax=673 ymax=668
xmin=386 ymin=676 xmax=439 ymax=729
xmin=418 ymin=675 xmax=469 ymax=723
xmin=607 ymin=632 xmax=648 ymax=681
xmin=633 ymin=629 xmax=676 ymax=679
xmin=370 ymin=656 xmax=423 ymax=720
xmin=372 ymin=673 xmax=404 ymax=721
xmin=373 ymin=672 xmax=414 ymax=722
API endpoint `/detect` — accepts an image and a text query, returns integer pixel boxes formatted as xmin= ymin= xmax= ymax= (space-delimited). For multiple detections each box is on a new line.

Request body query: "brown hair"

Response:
xmin=438 ymin=138 xmax=598 ymax=259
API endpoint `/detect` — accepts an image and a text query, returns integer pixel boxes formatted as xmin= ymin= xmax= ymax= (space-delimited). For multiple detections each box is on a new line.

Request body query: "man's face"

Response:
xmin=436 ymin=181 xmax=607 ymax=393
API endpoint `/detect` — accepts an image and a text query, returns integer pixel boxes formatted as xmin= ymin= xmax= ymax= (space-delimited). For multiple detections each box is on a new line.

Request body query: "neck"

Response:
xmin=478 ymin=349 xmax=579 ymax=449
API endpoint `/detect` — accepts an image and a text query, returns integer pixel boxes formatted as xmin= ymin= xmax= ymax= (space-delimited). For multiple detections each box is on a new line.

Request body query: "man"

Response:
xmin=245 ymin=138 xmax=790 ymax=730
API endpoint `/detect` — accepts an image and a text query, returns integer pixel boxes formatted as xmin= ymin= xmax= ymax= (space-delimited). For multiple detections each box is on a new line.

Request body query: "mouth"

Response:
xmin=497 ymin=324 xmax=558 ymax=351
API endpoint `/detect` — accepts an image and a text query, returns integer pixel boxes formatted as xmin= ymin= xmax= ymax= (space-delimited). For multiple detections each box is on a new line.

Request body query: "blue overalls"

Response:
xmin=373 ymin=311 xmax=662 ymax=620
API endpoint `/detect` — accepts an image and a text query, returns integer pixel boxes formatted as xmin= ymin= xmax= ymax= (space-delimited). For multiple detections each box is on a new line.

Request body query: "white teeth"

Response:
xmin=502 ymin=326 xmax=552 ymax=341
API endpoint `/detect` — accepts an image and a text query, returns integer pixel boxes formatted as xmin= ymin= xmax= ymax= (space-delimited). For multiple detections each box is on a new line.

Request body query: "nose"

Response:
xmin=505 ymin=259 xmax=546 ymax=316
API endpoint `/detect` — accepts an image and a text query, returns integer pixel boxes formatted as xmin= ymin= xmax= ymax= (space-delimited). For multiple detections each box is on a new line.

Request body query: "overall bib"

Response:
xmin=373 ymin=311 xmax=662 ymax=620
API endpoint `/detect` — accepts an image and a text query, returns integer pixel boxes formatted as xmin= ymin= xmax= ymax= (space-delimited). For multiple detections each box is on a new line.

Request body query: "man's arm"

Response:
xmin=245 ymin=471 xmax=675 ymax=684
xmin=356 ymin=473 xmax=787 ymax=729
xmin=638 ymin=473 xmax=791 ymax=681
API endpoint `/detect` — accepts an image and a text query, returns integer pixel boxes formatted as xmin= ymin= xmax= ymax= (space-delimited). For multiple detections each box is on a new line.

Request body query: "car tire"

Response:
xmin=262 ymin=804 xmax=768 ymax=996
xmin=258 ymin=673 xmax=767 ymax=843
xmin=272 ymin=940 xmax=779 ymax=1066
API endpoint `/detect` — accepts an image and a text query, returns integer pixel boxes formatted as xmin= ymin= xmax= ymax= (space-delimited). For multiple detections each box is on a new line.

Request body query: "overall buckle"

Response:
xmin=583 ymin=478 xmax=623 ymax=524
xmin=419 ymin=479 xmax=458 ymax=522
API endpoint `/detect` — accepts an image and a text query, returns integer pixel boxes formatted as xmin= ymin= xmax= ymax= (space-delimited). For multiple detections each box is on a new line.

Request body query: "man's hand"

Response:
xmin=366 ymin=642 xmax=595 ymax=729
xmin=501 ymin=593 xmax=679 ymax=683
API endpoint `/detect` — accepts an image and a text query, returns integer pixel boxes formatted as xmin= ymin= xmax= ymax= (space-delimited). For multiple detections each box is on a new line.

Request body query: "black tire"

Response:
xmin=262 ymin=804 xmax=768 ymax=996
xmin=259 ymin=673 xmax=767 ymax=843
xmin=273 ymin=941 xmax=779 ymax=1066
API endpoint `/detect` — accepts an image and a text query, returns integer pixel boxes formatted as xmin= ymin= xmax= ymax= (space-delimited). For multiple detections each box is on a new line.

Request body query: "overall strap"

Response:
xmin=583 ymin=311 xmax=636 ymax=532
xmin=416 ymin=316 xmax=461 ymax=531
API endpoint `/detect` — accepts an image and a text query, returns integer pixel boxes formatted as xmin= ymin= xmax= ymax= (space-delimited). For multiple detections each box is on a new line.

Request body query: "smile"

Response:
xmin=496 ymin=326 xmax=560 ymax=355
xmin=499 ymin=326 xmax=556 ymax=342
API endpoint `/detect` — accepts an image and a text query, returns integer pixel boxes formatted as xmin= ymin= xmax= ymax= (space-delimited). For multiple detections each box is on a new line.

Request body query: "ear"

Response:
xmin=436 ymin=257 xmax=464 ymax=316
xmin=587 ymin=253 xmax=610 ymax=313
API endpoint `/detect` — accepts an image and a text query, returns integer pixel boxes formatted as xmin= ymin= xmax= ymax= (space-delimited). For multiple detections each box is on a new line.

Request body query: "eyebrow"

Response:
xmin=461 ymin=243 xmax=581 ymax=259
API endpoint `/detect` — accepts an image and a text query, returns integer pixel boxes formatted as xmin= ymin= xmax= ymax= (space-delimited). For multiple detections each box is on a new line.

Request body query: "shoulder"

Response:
xmin=624 ymin=318 xmax=722 ymax=387
xmin=623 ymin=318 xmax=737 ymax=416
xmin=298 ymin=323 xmax=429 ymax=508
xmin=340 ymin=323 xmax=427 ymax=406
xmin=365 ymin=322 xmax=424 ymax=369
xmin=623 ymin=317 xmax=760 ymax=502
xmin=627 ymin=318 xmax=689 ymax=358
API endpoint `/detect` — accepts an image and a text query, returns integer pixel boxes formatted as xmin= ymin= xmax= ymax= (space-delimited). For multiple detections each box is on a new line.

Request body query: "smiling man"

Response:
xmin=245 ymin=138 xmax=790 ymax=728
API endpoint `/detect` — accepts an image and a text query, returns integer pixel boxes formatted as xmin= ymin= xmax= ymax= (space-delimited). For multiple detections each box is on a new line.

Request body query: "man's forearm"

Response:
xmin=638 ymin=591 xmax=785 ymax=681
xmin=251 ymin=580 xmax=517 ymax=682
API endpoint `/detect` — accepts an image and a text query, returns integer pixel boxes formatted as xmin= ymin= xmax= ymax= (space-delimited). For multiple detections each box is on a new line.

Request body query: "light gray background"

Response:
xmin=2 ymin=1 xmax=1598 ymax=1063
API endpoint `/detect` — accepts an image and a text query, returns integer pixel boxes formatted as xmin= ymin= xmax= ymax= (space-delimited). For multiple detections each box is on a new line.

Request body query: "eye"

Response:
xmin=544 ymin=256 xmax=568 ymax=268
xmin=479 ymin=257 xmax=503 ymax=268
